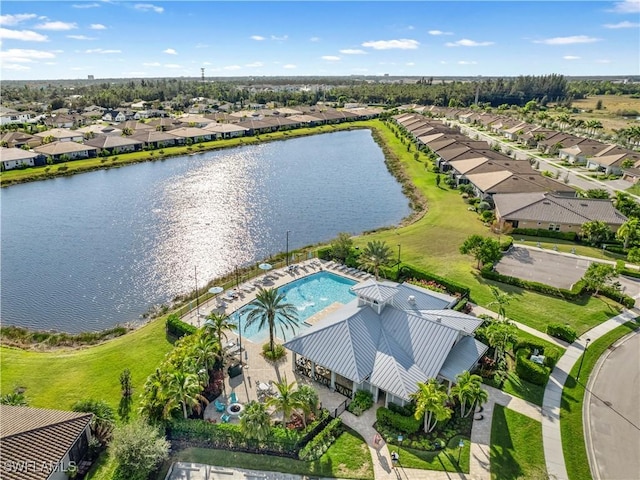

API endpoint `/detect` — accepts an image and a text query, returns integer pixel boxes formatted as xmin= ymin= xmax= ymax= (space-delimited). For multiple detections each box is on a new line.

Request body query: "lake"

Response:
xmin=0 ymin=130 xmax=411 ymax=332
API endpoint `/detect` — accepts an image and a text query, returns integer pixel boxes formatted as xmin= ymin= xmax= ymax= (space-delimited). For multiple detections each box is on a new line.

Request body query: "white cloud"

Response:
xmin=134 ymin=4 xmax=164 ymax=13
xmin=90 ymin=23 xmax=107 ymax=30
xmin=321 ymin=55 xmax=341 ymax=61
xmin=35 ymin=21 xmax=78 ymax=31
xmin=164 ymin=63 xmax=182 ymax=68
xmin=245 ymin=61 xmax=264 ymax=67
xmin=85 ymin=48 xmax=121 ymax=54
xmin=428 ymin=30 xmax=453 ymax=35
xmin=0 ymin=13 xmax=37 ymax=26
xmin=310 ymin=36 xmax=320 ymax=42
xmin=458 ymin=60 xmax=478 ymax=65
xmin=67 ymin=35 xmax=95 ymax=40
xmin=406 ymin=62 xmax=415 ymax=66
xmin=163 ymin=48 xmax=177 ymax=55
xmin=73 ymin=3 xmax=100 ymax=8
xmin=603 ymin=20 xmax=640 ymax=28
xmin=2 ymin=63 xmax=30 ymax=71
xmin=445 ymin=38 xmax=494 ymax=47
xmin=610 ymin=0 xmax=640 ymax=13
xmin=223 ymin=65 xmax=241 ymax=70
xmin=283 ymin=64 xmax=296 ymax=69
xmin=250 ymin=35 xmax=265 ymax=41
xmin=143 ymin=62 xmax=161 ymax=66
xmin=534 ymin=35 xmax=599 ymax=45
xmin=361 ymin=39 xmax=419 ymax=50
xmin=0 ymin=48 xmax=56 ymax=62
xmin=563 ymin=55 xmax=581 ymax=60
xmin=0 ymin=28 xmax=48 ymax=42
xmin=340 ymin=49 xmax=366 ymax=54
xmin=271 ymin=35 xmax=288 ymax=41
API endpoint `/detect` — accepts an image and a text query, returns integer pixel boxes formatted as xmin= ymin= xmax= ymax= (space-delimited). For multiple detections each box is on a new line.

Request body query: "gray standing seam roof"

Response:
xmin=438 ymin=336 xmax=489 ymax=383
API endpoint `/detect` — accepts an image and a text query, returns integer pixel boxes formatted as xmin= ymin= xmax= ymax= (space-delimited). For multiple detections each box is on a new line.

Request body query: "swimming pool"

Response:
xmin=232 ymin=271 xmax=357 ymax=343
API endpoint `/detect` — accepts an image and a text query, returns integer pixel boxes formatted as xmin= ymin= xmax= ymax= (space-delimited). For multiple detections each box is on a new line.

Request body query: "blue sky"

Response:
xmin=1 ymin=1 xmax=638 ymax=80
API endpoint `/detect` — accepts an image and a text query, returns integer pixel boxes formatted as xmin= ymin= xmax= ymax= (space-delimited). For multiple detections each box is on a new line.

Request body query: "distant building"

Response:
xmin=87 ymin=75 xmax=95 ymax=80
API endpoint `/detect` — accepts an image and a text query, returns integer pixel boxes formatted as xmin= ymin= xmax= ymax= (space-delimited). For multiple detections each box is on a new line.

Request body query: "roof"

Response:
xmin=34 ymin=128 xmax=80 ymax=139
xmin=467 ymin=171 xmax=575 ymax=195
xmin=85 ymin=136 xmax=143 ymax=149
xmin=494 ymin=192 xmax=627 ymax=226
xmin=203 ymin=123 xmax=249 ymax=133
xmin=34 ymin=141 xmax=96 ymax=155
xmin=0 ymin=147 xmax=39 ymax=162
xmin=284 ymin=280 xmax=486 ymax=401
xmin=0 ymin=405 xmax=92 ymax=480
xmin=167 ymin=126 xmax=212 ymax=138
xmin=438 ymin=336 xmax=489 ymax=382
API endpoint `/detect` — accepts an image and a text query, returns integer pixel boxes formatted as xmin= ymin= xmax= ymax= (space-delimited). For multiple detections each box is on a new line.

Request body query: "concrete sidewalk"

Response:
xmin=542 ymin=309 xmax=638 ymax=480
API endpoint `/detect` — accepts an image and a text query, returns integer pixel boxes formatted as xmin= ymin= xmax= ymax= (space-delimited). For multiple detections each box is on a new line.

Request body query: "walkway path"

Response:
xmin=542 ymin=309 xmax=638 ymax=480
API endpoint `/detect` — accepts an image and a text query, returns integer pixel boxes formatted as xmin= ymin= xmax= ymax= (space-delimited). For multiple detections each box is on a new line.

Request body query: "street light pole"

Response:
xmin=286 ymin=230 xmax=290 ymax=267
xmin=237 ymin=307 xmax=243 ymax=363
xmin=576 ymin=338 xmax=591 ymax=381
xmin=194 ymin=265 xmax=200 ymax=319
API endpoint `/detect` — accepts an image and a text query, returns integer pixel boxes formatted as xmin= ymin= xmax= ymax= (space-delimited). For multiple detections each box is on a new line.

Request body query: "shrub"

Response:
xmin=166 ymin=313 xmax=196 ymax=338
xmin=515 ymin=348 xmax=551 ymax=386
xmin=546 ymin=323 xmax=578 ymax=343
xmin=110 ymin=419 xmax=169 ymax=480
xmin=376 ymin=406 xmax=422 ymax=434
xmin=298 ymin=418 xmax=343 ymax=461
xmin=500 ymin=236 xmax=514 ymax=251
xmin=347 ymin=390 xmax=374 ymax=416
xmin=262 ymin=343 xmax=286 ymax=361
xmin=399 ymin=264 xmax=470 ymax=297
xmin=316 ymin=246 xmax=332 ymax=260
xmin=512 ymin=228 xmax=577 ymax=241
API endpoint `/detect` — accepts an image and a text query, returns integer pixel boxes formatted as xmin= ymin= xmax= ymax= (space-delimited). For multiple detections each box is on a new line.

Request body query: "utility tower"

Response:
xmin=201 ymin=67 xmax=205 ymax=83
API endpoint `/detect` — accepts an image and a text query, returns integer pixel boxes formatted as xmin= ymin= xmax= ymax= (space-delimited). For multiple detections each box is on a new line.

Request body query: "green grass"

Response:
xmin=0 ymin=317 xmax=173 ymax=412
xmin=157 ymin=427 xmax=373 ymax=480
xmin=561 ymin=320 xmax=638 ymax=480
xmin=394 ymin=435 xmax=470 ymax=473
xmin=355 ymin=123 xmax=620 ymax=335
xmin=84 ymin=453 xmax=117 ymax=480
xmin=626 ymin=183 xmax=640 ymax=196
xmin=490 ymin=404 xmax=545 ymax=480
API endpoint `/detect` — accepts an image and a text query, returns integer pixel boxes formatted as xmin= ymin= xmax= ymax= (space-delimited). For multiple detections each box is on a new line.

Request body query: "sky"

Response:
xmin=0 ymin=0 xmax=639 ymax=81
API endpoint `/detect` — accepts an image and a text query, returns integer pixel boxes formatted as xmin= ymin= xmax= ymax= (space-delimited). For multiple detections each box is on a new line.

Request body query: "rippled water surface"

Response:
xmin=1 ymin=130 xmax=410 ymax=332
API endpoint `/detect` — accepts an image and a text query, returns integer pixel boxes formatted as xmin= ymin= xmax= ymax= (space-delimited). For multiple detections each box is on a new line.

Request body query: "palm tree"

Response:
xmin=484 ymin=321 xmax=518 ymax=362
xmin=266 ymin=376 xmax=302 ymax=425
xmin=487 ymin=286 xmax=512 ymax=322
xmin=468 ymin=383 xmax=489 ymax=417
xmin=410 ymin=379 xmax=452 ymax=433
xmin=616 ymin=218 xmax=640 ymax=250
xmin=163 ymin=370 xmax=209 ymax=420
xmin=291 ymin=384 xmax=319 ymax=427
xmin=203 ymin=312 xmax=236 ymax=355
xmin=240 ymin=401 xmax=272 ymax=441
xmin=451 ymin=371 xmax=486 ymax=417
xmin=245 ymin=287 xmax=298 ymax=353
xmin=191 ymin=333 xmax=219 ymax=376
xmin=358 ymin=240 xmax=394 ymax=281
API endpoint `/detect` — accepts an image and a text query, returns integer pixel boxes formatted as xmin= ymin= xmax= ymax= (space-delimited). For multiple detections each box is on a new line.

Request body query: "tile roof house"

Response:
xmin=558 ymin=142 xmax=613 ymax=165
xmin=84 ymin=135 xmax=144 ymax=154
xmin=465 ymin=170 xmax=576 ymax=199
xmin=0 ymin=147 xmax=42 ymax=170
xmin=130 ymin=130 xmax=178 ymax=149
xmin=284 ymin=280 xmax=487 ymax=406
xmin=34 ymin=128 xmax=83 ymax=143
xmin=0 ymin=131 xmax=39 ymax=149
xmin=34 ymin=141 xmax=97 ymax=161
xmin=493 ymin=192 xmax=627 ymax=233
xmin=0 ymin=405 xmax=93 ymax=480
xmin=586 ymin=147 xmax=640 ymax=175
xmin=203 ymin=122 xmax=248 ymax=138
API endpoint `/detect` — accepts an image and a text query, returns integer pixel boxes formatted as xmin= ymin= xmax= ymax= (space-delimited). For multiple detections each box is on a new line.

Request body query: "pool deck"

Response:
xmin=179 ymin=259 xmax=372 ymax=418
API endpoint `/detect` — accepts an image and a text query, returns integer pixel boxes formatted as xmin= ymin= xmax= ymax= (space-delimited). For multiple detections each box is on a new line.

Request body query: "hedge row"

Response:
xmin=166 ymin=313 xmax=197 ymax=338
xmin=599 ymin=285 xmax=636 ymax=308
xmin=512 ymin=228 xmax=577 ymax=241
xmin=546 ymin=323 xmax=578 ymax=344
xmin=621 ymin=268 xmax=640 ymax=279
xmin=480 ymin=264 xmax=585 ymax=299
xmin=376 ymin=406 xmax=422 ymax=434
xmin=298 ymin=418 xmax=343 ymax=461
xmin=399 ymin=264 xmax=470 ymax=297
xmin=515 ymin=347 xmax=551 ymax=386
xmin=316 ymin=246 xmax=332 ymax=260
xmin=514 ymin=340 xmax=561 ymax=370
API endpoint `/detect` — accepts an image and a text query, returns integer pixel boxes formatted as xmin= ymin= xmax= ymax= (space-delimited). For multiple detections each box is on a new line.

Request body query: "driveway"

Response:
xmin=585 ymin=331 xmax=640 ymax=480
xmin=495 ymin=246 xmax=590 ymax=289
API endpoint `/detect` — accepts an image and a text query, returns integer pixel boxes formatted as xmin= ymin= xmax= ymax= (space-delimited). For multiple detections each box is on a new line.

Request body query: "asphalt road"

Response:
xmin=586 ymin=332 xmax=640 ymax=480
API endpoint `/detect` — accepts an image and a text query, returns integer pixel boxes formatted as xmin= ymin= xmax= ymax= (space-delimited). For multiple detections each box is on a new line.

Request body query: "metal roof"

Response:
xmin=438 ymin=336 xmax=489 ymax=383
xmin=351 ymin=280 xmax=398 ymax=304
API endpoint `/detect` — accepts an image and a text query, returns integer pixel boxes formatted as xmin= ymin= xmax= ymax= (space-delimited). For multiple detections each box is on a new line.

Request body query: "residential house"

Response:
xmin=585 ymin=147 xmax=640 ymax=175
xmin=0 ymin=107 xmax=33 ymax=125
xmin=448 ymin=157 xmax=535 ymax=185
xmin=168 ymin=126 xmax=213 ymax=144
xmin=44 ymin=114 xmax=81 ymax=129
xmin=0 ymin=405 xmax=93 ymax=480
xmin=286 ymin=114 xmax=323 ymax=127
xmin=131 ymin=130 xmax=178 ymax=149
xmin=536 ymin=133 xmax=584 ymax=155
xmin=465 ymin=170 xmax=575 ymax=200
xmin=0 ymin=131 xmax=39 ymax=149
xmin=493 ymin=192 xmax=627 ymax=233
xmin=203 ymin=123 xmax=248 ymax=139
xmin=558 ymin=142 xmax=612 ymax=165
xmin=0 ymin=147 xmax=41 ymax=170
xmin=235 ymin=118 xmax=278 ymax=135
xmin=284 ymin=280 xmax=488 ymax=405
xmin=34 ymin=141 xmax=97 ymax=162
xmin=34 ymin=128 xmax=84 ymax=143
xmin=146 ymin=117 xmax=181 ymax=132
xmin=102 ymin=110 xmax=134 ymax=123
xmin=85 ymin=135 xmax=143 ymax=154
xmin=76 ymin=124 xmax=123 ymax=137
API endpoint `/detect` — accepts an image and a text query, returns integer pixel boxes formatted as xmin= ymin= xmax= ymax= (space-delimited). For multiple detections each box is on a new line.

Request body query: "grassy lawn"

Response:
xmin=156 ymin=427 xmax=373 ymax=480
xmin=561 ymin=320 xmax=638 ymax=480
xmin=627 ymin=183 xmax=640 ymax=196
xmin=490 ymin=404 xmax=545 ymax=480
xmin=395 ymin=435 xmax=470 ymax=473
xmin=85 ymin=453 xmax=117 ymax=480
xmin=355 ymin=123 xmax=619 ymax=335
xmin=0 ymin=316 xmax=173 ymax=411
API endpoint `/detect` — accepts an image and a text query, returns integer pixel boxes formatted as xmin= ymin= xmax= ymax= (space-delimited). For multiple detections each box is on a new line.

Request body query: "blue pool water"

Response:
xmin=233 ymin=271 xmax=357 ymax=343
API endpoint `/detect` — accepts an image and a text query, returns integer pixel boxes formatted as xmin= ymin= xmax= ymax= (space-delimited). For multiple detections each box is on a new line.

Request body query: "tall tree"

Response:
xmin=451 ymin=371 xmax=486 ymax=418
xmin=204 ymin=313 xmax=236 ymax=355
xmin=358 ymin=240 xmax=394 ymax=280
xmin=616 ymin=218 xmax=640 ymax=250
xmin=246 ymin=287 xmax=298 ymax=353
xmin=410 ymin=379 xmax=452 ymax=433
xmin=459 ymin=235 xmax=502 ymax=269
xmin=483 ymin=321 xmax=518 ymax=362
xmin=330 ymin=232 xmax=354 ymax=262
xmin=582 ymin=263 xmax=617 ymax=296
xmin=163 ymin=370 xmax=208 ymax=420
xmin=580 ymin=220 xmax=611 ymax=246
xmin=291 ymin=384 xmax=319 ymax=427
xmin=240 ymin=401 xmax=272 ymax=441
xmin=266 ymin=376 xmax=303 ymax=425
xmin=487 ymin=286 xmax=512 ymax=322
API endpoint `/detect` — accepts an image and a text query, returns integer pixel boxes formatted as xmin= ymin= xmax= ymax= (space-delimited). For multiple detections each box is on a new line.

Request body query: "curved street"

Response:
xmin=585 ymin=331 xmax=640 ymax=480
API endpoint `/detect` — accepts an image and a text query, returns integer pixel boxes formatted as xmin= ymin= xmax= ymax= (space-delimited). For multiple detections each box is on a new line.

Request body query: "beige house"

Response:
xmin=0 ymin=147 xmax=40 ymax=170
xmin=34 ymin=141 xmax=97 ymax=161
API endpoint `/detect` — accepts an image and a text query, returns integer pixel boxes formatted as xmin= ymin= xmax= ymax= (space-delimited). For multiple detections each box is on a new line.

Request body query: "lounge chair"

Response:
xmin=215 ymin=399 xmax=226 ymax=412
xmin=221 ymin=413 xmax=231 ymax=423
xmin=230 ymin=392 xmax=238 ymax=403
